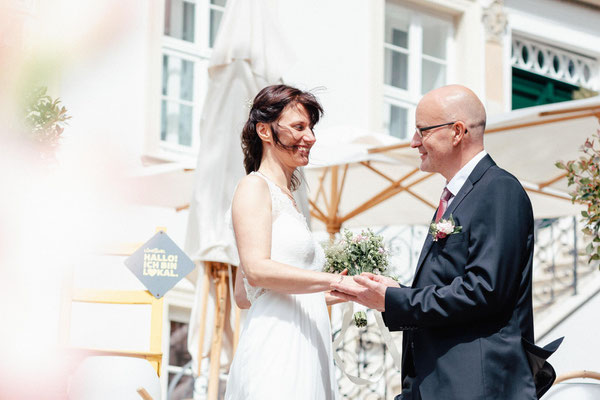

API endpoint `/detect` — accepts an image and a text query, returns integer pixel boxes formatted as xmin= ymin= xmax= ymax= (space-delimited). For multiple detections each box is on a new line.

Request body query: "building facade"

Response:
xmin=5 ymin=0 xmax=600 ymax=398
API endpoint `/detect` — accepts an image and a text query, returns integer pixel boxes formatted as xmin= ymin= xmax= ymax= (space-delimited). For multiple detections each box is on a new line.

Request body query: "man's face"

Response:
xmin=410 ymin=97 xmax=455 ymax=175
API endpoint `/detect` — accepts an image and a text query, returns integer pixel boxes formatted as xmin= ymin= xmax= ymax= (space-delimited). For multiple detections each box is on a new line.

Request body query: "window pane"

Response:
xmin=178 ymin=104 xmax=193 ymax=146
xmin=209 ymin=9 xmax=224 ymax=48
xmin=161 ymin=101 xmax=193 ymax=147
xmin=180 ymin=59 xmax=194 ymax=101
xmin=422 ymin=17 xmax=448 ymax=59
xmin=388 ymin=104 xmax=408 ymax=139
xmin=390 ymin=28 xmax=408 ymax=48
xmin=168 ymin=373 xmax=194 ymax=400
xmin=164 ymin=0 xmax=195 ymax=42
xmin=161 ymin=100 xmax=168 ymax=141
xmin=385 ymin=9 xmax=409 ymax=48
xmin=385 ymin=48 xmax=408 ymax=89
xmin=211 ymin=0 xmax=227 ymax=7
xmin=169 ymin=321 xmax=192 ymax=367
xmin=161 ymin=55 xmax=168 ymax=96
xmin=421 ymin=59 xmax=446 ymax=94
xmin=163 ymin=55 xmax=194 ymax=101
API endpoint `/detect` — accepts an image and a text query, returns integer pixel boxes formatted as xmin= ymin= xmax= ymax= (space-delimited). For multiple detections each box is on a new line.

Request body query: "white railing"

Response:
xmin=512 ymin=36 xmax=599 ymax=91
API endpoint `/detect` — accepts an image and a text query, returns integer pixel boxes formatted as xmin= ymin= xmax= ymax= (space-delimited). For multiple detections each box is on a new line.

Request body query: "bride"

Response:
xmin=224 ymin=85 xmax=358 ymax=399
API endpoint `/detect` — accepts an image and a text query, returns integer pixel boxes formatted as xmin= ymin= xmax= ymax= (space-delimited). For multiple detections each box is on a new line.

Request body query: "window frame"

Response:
xmin=161 ymin=293 xmax=196 ymax=400
xmin=158 ymin=0 xmax=226 ymax=159
xmin=383 ymin=2 xmax=454 ymax=141
xmin=160 ymin=47 xmax=209 ymax=155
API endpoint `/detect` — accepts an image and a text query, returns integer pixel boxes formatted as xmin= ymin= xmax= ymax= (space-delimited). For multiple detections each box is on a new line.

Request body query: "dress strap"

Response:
xmin=252 ymin=171 xmax=302 ymax=213
xmin=250 ymin=171 xmax=277 ymax=195
xmin=250 ymin=171 xmax=287 ymax=216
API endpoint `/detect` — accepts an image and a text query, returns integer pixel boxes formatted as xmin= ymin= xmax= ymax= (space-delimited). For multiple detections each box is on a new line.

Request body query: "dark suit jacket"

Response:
xmin=383 ymin=155 xmax=539 ymax=400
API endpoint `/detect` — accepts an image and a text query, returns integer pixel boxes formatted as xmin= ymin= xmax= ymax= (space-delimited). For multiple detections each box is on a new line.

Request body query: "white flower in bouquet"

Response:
xmin=322 ymin=229 xmax=391 ymax=327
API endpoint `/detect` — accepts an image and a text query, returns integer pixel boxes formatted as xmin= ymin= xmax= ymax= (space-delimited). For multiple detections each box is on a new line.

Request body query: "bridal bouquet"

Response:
xmin=323 ymin=229 xmax=390 ymax=327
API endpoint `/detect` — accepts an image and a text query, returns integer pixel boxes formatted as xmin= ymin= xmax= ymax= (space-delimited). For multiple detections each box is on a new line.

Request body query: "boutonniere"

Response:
xmin=429 ymin=214 xmax=462 ymax=241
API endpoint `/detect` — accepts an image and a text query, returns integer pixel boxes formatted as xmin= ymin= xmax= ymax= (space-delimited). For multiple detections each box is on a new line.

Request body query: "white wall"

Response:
xmin=279 ymin=0 xmax=487 ymax=135
xmin=279 ymin=0 xmax=385 ymax=132
xmin=58 ymin=0 xmax=159 ymax=167
xmin=505 ymin=0 xmax=600 ymax=58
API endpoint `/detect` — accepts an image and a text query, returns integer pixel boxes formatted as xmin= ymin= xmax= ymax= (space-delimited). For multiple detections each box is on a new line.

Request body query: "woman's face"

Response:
xmin=271 ymin=103 xmax=316 ymax=167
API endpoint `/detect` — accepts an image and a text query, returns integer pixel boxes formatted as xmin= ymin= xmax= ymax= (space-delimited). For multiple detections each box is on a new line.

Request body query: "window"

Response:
xmin=161 ymin=0 xmax=227 ymax=154
xmin=165 ymin=307 xmax=195 ymax=400
xmin=384 ymin=2 xmax=452 ymax=140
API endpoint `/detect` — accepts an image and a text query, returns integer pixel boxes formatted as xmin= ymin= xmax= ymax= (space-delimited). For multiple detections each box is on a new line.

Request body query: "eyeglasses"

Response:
xmin=415 ymin=121 xmax=467 ymax=139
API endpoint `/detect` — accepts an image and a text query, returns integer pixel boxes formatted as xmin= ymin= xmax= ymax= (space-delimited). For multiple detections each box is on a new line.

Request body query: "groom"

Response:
xmin=332 ymin=85 xmax=560 ymax=399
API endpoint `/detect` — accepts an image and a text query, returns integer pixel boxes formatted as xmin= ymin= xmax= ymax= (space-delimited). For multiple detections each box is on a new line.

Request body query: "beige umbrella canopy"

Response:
xmin=306 ymin=126 xmax=444 ymax=232
xmin=306 ymin=97 xmax=600 ymax=233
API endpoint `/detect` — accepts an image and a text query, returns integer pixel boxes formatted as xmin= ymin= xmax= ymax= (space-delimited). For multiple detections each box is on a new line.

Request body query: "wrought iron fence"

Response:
xmin=330 ymin=225 xmax=424 ymax=399
xmin=332 ymin=321 xmax=403 ymax=399
xmin=532 ymin=216 xmax=597 ymax=312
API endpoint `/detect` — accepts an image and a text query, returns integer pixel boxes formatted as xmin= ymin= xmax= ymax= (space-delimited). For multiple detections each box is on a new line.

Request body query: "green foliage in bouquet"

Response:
xmin=323 ymin=229 xmax=390 ymax=327
xmin=556 ymin=129 xmax=600 ymax=267
xmin=323 ymin=229 xmax=389 ymax=276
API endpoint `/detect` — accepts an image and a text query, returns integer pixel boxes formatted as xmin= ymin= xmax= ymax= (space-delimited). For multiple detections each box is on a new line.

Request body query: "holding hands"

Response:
xmin=330 ymin=272 xmax=400 ymax=312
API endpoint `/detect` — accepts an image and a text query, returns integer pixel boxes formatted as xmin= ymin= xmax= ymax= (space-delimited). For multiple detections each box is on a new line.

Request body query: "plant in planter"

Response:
xmin=22 ymin=87 xmax=71 ymax=161
xmin=556 ymin=128 xmax=600 ymax=266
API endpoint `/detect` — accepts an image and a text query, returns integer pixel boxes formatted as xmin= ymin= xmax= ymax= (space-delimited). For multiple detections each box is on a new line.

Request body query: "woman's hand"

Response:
xmin=325 ymin=292 xmax=346 ymax=305
xmin=234 ymin=265 xmax=251 ymax=309
xmin=325 ymin=269 xmax=348 ymax=305
xmin=329 ymin=272 xmax=396 ymax=312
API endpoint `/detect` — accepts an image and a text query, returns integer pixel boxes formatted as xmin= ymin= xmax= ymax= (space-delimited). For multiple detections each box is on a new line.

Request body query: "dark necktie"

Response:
xmin=435 ymin=187 xmax=452 ymax=223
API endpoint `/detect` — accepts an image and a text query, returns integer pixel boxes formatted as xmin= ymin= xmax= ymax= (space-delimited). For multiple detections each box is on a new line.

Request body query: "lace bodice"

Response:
xmin=231 ymin=171 xmax=325 ymax=304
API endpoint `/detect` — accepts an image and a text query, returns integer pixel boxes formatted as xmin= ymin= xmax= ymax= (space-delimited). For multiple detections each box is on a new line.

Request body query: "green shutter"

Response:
xmin=511 ymin=67 xmax=578 ymax=110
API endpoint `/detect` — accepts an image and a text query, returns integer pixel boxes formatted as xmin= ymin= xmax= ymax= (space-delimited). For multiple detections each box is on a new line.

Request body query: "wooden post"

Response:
xmin=327 ymin=166 xmax=341 ymax=240
xmin=206 ymin=262 xmax=229 ymax=400
xmin=136 ymin=388 xmax=154 ymax=400
xmin=196 ymin=263 xmax=212 ymax=374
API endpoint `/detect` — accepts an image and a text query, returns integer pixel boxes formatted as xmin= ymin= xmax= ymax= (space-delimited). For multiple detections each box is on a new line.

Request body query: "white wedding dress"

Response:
xmin=224 ymin=171 xmax=339 ymax=400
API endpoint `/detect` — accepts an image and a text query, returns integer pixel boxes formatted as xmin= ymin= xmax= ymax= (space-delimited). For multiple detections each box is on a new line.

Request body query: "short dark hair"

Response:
xmin=241 ymin=84 xmax=323 ymax=190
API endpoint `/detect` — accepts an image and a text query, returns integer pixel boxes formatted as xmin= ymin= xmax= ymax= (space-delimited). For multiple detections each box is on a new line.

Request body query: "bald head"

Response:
xmin=412 ymin=85 xmax=487 ymax=180
xmin=419 ymin=85 xmax=487 ymax=142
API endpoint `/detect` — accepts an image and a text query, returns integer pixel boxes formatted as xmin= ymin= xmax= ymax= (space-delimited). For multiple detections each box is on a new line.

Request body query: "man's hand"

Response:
xmin=361 ymin=272 xmax=401 ymax=287
xmin=330 ymin=272 xmax=400 ymax=312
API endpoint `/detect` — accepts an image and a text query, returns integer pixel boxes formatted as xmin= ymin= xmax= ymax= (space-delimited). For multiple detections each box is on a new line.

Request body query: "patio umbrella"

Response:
xmin=305 ymin=97 xmax=600 ymax=233
xmin=183 ymin=0 xmax=295 ymax=397
xmin=306 ymin=126 xmax=444 ymax=231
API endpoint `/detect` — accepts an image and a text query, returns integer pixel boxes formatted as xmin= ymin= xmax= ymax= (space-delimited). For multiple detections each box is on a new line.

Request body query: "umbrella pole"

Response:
xmin=207 ymin=262 xmax=229 ymax=400
xmin=327 ymin=166 xmax=341 ymax=240
xmin=196 ymin=262 xmax=211 ymax=375
xmin=325 ymin=166 xmax=343 ymax=318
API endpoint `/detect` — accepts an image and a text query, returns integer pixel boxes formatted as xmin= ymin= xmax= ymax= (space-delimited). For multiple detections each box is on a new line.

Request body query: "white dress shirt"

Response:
xmin=445 ymin=150 xmax=488 ymax=206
